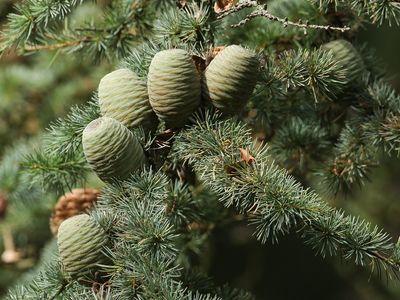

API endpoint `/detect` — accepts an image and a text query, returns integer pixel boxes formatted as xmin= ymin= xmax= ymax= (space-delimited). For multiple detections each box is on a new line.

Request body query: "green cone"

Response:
xmin=98 ymin=68 xmax=158 ymax=132
xmin=321 ymin=39 xmax=366 ymax=85
xmin=57 ymin=214 xmax=107 ymax=279
xmin=147 ymin=49 xmax=201 ymax=128
xmin=82 ymin=117 xmax=146 ymax=181
xmin=202 ymin=45 xmax=259 ymax=114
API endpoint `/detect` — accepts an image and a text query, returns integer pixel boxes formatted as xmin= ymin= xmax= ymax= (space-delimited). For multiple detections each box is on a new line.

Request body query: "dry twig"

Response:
xmin=216 ymin=0 xmax=350 ymax=33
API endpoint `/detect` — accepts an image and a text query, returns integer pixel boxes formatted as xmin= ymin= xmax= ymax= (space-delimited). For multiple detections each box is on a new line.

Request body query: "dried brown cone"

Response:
xmin=214 ymin=0 xmax=235 ymax=14
xmin=50 ymin=188 xmax=99 ymax=236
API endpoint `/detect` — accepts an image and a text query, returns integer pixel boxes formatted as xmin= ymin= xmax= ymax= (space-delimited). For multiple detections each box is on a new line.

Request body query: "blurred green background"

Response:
xmin=0 ymin=1 xmax=111 ymax=295
xmin=0 ymin=2 xmax=400 ymax=299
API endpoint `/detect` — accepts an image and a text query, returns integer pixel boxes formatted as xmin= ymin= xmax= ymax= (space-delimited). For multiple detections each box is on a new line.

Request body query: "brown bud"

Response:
xmin=214 ymin=0 xmax=235 ymax=14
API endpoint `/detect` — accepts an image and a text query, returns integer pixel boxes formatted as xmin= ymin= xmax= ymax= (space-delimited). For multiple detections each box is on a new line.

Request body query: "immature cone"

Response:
xmin=98 ymin=68 xmax=158 ymax=132
xmin=57 ymin=214 xmax=107 ymax=279
xmin=82 ymin=117 xmax=146 ymax=182
xmin=202 ymin=45 xmax=259 ymax=114
xmin=148 ymin=49 xmax=201 ymax=128
xmin=321 ymin=39 xmax=365 ymax=85
xmin=50 ymin=188 xmax=99 ymax=235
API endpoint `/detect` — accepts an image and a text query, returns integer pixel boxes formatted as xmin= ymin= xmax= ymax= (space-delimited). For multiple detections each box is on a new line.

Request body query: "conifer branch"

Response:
xmin=317 ymin=76 xmax=400 ymax=193
xmin=23 ymin=40 xmax=82 ymax=51
xmin=23 ymin=151 xmax=90 ymax=195
xmin=45 ymin=98 xmax=100 ymax=157
xmin=154 ymin=2 xmax=215 ymax=48
xmin=0 ymin=0 xmax=85 ymax=53
xmin=171 ymin=112 xmax=400 ymax=276
xmin=269 ymin=48 xmax=348 ymax=100
xmin=315 ymin=0 xmax=400 ymax=26
xmin=90 ymin=171 xmax=233 ymax=299
xmin=1 ymin=1 xmax=155 ymax=59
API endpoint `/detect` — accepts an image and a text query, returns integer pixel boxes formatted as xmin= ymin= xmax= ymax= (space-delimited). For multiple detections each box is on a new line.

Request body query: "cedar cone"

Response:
xmin=50 ymin=188 xmax=99 ymax=235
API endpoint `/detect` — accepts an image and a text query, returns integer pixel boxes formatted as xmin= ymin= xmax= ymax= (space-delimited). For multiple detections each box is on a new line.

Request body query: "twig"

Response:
xmin=23 ymin=40 xmax=83 ymax=52
xmin=217 ymin=1 xmax=350 ymax=33
xmin=216 ymin=0 xmax=258 ymax=18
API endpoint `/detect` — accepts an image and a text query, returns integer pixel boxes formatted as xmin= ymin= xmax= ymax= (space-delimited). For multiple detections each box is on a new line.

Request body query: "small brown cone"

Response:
xmin=214 ymin=0 xmax=235 ymax=14
xmin=50 ymin=188 xmax=99 ymax=235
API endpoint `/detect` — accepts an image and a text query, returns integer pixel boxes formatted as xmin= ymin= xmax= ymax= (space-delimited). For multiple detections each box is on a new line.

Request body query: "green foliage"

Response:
xmin=5 ymin=169 xmax=241 ymax=299
xmin=0 ymin=0 xmax=84 ymax=53
xmin=2 ymin=0 xmax=400 ymax=299
xmin=270 ymin=117 xmax=330 ymax=172
xmin=154 ymin=2 xmax=216 ymax=48
xmin=23 ymin=150 xmax=90 ymax=195
xmin=1 ymin=0 xmax=148 ymax=59
xmin=270 ymin=48 xmax=348 ymax=100
xmin=171 ymin=112 xmax=400 ymax=274
xmin=45 ymin=98 xmax=100 ymax=157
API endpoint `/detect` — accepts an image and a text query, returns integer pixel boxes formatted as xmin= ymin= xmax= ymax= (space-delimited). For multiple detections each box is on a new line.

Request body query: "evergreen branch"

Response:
xmin=357 ymin=77 xmax=400 ymax=156
xmin=180 ymin=271 xmax=255 ymax=300
xmin=2 ymin=1 xmax=154 ymax=59
xmin=366 ymin=114 xmax=400 ymax=154
xmin=314 ymin=75 xmax=400 ymax=193
xmin=317 ymin=125 xmax=378 ymax=194
xmin=364 ymin=77 xmax=400 ymax=114
xmin=148 ymin=2 xmax=216 ymax=53
xmin=315 ymin=0 xmax=400 ymax=26
xmin=22 ymin=14 xmax=140 ymax=59
xmin=217 ymin=0 xmax=350 ymax=32
xmin=22 ymin=150 xmax=90 ymax=195
xmin=318 ymin=77 xmax=400 ymax=194
xmin=45 ymin=97 xmax=100 ymax=157
xmin=269 ymin=117 xmax=331 ymax=172
xmin=170 ymin=112 xmax=400 ymax=276
xmin=100 ymin=171 xmax=219 ymax=299
xmin=269 ymin=48 xmax=348 ymax=100
xmin=0 ymin=0 xmax=85 ymax=53
xmin=6 ymin=262 xmax=68 ymax=300
xmin=165 ymin=181 xmax=205 ymax=228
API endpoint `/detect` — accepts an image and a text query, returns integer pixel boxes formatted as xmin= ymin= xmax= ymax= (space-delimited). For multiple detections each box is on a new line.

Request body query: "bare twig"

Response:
xmin=216 ymin=0 xmax=258 ymax=18
xmin=23 ymin=40 xmax=83 ymax=52
xmin=217 ymin=0 xmax=350 ymax=33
